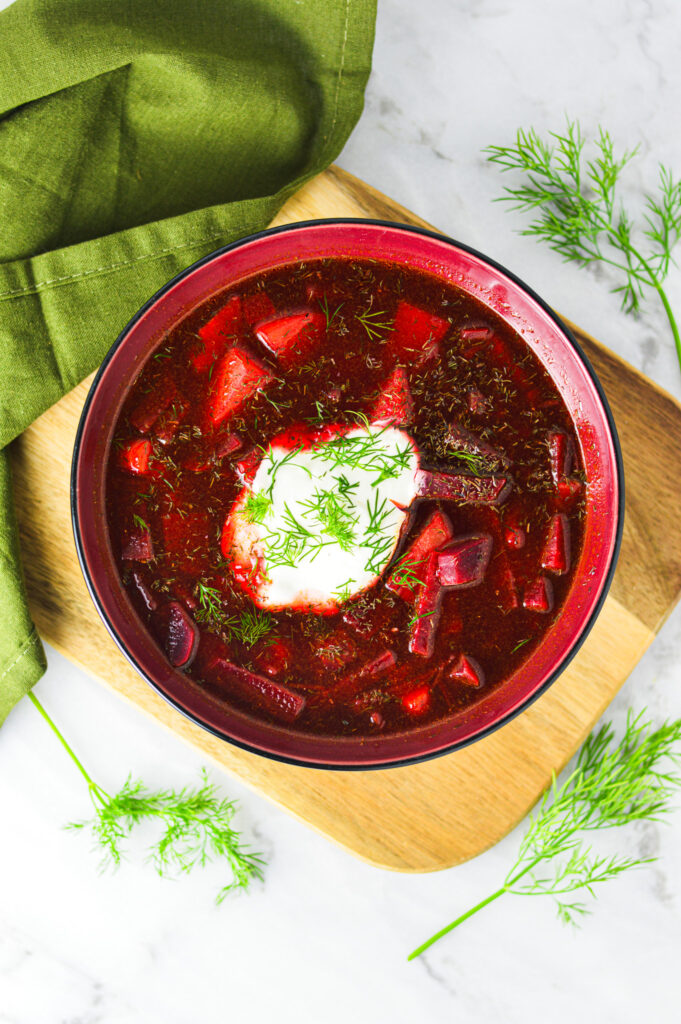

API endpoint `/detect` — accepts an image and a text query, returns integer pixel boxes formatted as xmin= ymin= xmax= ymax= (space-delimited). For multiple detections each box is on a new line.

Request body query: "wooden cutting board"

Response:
xmin=10 ymin=167 xmax=681 ymax=872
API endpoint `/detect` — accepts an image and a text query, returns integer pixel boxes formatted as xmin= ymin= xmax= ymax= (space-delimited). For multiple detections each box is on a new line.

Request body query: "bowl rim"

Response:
xmin=71 ymin=217 xmax=625 ymax=771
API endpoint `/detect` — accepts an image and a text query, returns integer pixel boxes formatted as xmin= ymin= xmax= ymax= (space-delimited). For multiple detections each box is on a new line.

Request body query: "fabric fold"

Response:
xmin=0 ymin=0 xmax=377 ymax=725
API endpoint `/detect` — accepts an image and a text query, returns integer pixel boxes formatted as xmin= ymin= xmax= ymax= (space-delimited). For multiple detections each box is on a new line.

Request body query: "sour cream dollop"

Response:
xmin=222 ymin=425 xmax=419 ymax=611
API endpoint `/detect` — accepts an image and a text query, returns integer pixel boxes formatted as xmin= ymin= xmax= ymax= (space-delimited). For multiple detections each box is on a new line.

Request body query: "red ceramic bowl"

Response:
xmin=72 ymin=220 xmax=623 ymax=769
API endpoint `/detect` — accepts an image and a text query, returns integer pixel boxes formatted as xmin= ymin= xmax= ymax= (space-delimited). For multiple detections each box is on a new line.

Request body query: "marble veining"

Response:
xmin=1 ymin=0 xmax=680 ymax=1020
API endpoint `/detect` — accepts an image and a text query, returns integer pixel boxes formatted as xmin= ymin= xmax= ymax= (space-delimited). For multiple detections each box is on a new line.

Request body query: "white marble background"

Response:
xmin=2 ymin=0 xmax=681 ymax=1021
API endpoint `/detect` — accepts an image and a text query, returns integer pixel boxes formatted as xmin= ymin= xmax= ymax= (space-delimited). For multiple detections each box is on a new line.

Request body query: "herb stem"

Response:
xmin=408 ymin=886 xmax=508 ymax=960
xmin=28 ymin=691 xmax=104 ymax=796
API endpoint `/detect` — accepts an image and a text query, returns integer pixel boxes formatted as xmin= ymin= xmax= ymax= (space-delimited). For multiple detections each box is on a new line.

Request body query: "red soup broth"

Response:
xmin=105 ymin=257 xmax=585 ymax=737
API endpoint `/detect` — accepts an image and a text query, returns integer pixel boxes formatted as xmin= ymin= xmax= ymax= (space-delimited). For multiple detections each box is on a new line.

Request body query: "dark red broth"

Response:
xmin=105 ymin=257 xmax=585 ymax=737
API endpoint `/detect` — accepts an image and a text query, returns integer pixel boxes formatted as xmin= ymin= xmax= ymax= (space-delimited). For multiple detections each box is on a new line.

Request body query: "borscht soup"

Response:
xmin=104 ymin=255 xmax=588 ymax=740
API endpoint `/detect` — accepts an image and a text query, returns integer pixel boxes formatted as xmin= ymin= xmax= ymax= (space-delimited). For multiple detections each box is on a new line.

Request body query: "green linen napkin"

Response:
xmin=0 ymin=0 xmax=377 ymax=724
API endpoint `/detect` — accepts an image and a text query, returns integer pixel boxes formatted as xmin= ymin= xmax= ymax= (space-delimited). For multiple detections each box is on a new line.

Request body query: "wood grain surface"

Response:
xmin=9 ymin=167 xmax=681 ymax=872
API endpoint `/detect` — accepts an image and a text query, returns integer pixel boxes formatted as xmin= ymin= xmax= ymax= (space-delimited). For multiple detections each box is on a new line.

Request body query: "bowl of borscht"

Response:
xmin=72 ymin=219 xmax=623 ymax=768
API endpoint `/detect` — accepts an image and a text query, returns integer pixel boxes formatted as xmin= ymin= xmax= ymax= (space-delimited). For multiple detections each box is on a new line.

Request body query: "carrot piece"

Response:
xmin=368 ymin=366 xmax=414 ymax=427
xmin=255 ymin=310 xmax=325 ymax=367
xmin=541 ymin=513 xmax=571 ymax=574
xmin=193 ymin=294 xmax=243 ymax=371
xmin=387 ymin=509 xmax=454 ymax=601
xmin=118 ymin=438 xmax=153 ymax=475
xmin=401 ymin=684 xmax=431 ymax=715
xmin=392 ymin=300 xmax=449 ymax=364
xmin=206 ymin=347 xmax=273 ymax=427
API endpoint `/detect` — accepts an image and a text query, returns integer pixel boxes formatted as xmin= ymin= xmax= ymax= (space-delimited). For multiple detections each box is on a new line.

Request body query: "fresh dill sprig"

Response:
xmin=486 ymin=120 xmax=681 ymax=373
xmin=132 ymin=513 xmax=150 ymax=531
xmin=318 ymin=293 xmax=344 ymax=329
xmin=28 ymin=693 xmax=264 ymax=902
xmin=332 ymin=577 xmax=357 ymax=603
xmin=241 ymin=489 xmax=273 ymax=525
xmin=409 ymin=710 xmax=681 ymax=960
xmin=299 ymin=487 xmax=359 ymax=552
xmin=355 ymin=301 xmax=394 ymax=342
xmin=195 ymin=581 xmax=236 ymax=632
xmin=232 ymin=607 xmax=274 ymax=647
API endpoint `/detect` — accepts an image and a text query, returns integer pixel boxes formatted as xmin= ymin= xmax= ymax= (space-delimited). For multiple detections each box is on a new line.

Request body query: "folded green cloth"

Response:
xmin=0 ymin=0 xmax=376 ymax=725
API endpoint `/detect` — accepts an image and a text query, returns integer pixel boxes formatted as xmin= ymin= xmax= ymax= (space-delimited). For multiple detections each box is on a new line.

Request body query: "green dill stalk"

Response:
xmin=486 ymin=120 xmax=681 ymax=374
xmin=409 ymin=711 xmax=681 ymax=960
xmin=29 ymin=691 xmax=264 ymax=900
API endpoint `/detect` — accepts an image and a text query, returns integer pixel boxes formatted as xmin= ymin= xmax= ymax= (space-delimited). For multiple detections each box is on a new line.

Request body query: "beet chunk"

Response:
xmin=205 ymin=660 xmax=306 ymax=721
xmin=387 ymin=508 xmax=454 ymax=602
xmin=548 ymin=430 xmax=576 ymax=486
xmin=436 ymin=535 xmax=492 ymax=589
xmin=408 ymin=552 xmax=443 ymax=658
xmin=121 ymin=525 xmax=154 ymax=562
xmin=415 ymin=468 xmax=511 ymax=505
xmin=153 ymin=601 xmax=199 ymax=669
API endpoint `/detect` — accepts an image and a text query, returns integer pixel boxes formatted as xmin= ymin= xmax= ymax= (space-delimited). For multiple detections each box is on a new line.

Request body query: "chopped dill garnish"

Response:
xmin=241 ymin=490 xmax=273 ymax=525
xmin=132 ymin=513 xmax=149 ymax=531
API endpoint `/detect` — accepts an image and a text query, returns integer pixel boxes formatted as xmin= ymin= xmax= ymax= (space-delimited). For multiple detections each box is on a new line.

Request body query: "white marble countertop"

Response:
xmin=2 ymin=1 xmax=681 ymax=1021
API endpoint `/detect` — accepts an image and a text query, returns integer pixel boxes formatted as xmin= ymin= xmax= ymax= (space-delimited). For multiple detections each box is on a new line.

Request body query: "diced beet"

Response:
xmin=541 ymin=513 xmax=571 ymax=574
xmin=253 ymin=640 xmax=293 ymax=678
xmin=193 ymin=295 xmax=242 ymax=372
xmin=207 ymin=347 xmax=273 ymax=427
xmin=436 ymin=535 xmax=492 ymax=589
xmin=387 ymin=509 xmax=454 ymax=601
xmin=131 ymin=570 xmax=157 ymax=612
xmin=368 ymin=367 xmax=414 ymax=427
xmin=415 ymin=468 xmax=511 ymax=505
xmin=121 ymin=525 xmax=154 ymax=562
xmin=460 ymin=325 xmax=492 ymax=341
xmin=408 ymin=552 xmax=443 ymax=658
xmin=548 ymin=430 xmax=576 ymax=485
xmin=523 ymin=576 xmax=554 ymax=613
xmin=202 ymin=659 xmax=305 ymax=721
xmin=467 ymin=386 xmax=491 ymax=415
xmin=118 ymin=439 xmax=153 ymax=475
xmin=215 ymin=432 xmax=243 ymax=459
xmin=504 ymin=524 xmax=526 ymax=549
xmin=445 ymin=421 xmax=509 ymax=471
xmin=401 ymin=684 xmax=431 ymax=715
xmin=129 ymin=379 xmax=176 ymax=433
xmin=391 ymin=301 xmax=449 ymax=365
xmin=368 ymin=710 xmax=385 ymax=729
xmin=446 ymin=653 xmax=485 ymax=688
xmin=153 ymin=601 xmax=199 ymax=669
xmin=255 ymin=310 xmax=325 ymax=367
xmin=242 ymin=292 xmax=275 ymax=326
